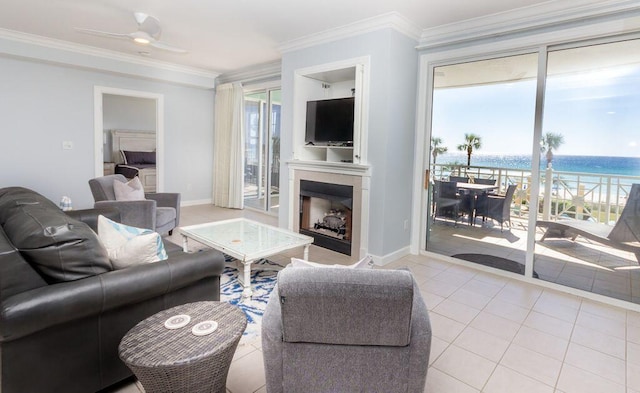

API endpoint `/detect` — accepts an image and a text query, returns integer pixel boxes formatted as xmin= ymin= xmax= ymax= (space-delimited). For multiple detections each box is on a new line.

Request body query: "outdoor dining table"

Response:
xmin=456 ymin=182 xmax=499 ymax=225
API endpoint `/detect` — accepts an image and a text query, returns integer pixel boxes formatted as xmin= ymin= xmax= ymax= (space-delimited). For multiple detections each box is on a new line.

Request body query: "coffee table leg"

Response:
xmin=182 ymin=235 xmax=189 ymax=252
xmin=241 ymin=261 xmax=253 ymax=299
xmin=303 ymin=244 xmax=310 ymax=261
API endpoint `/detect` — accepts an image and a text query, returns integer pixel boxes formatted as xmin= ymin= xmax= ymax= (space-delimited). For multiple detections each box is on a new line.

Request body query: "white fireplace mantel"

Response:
xmin=287 ymin=160 xmax=371 ymax=177
xmin=287 ymin=160 xmax=371 ymax=259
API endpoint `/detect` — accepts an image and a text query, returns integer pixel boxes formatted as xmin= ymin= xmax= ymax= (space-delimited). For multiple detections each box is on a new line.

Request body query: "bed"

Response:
xmin=110 ymin=130 xmax=157 ymax=193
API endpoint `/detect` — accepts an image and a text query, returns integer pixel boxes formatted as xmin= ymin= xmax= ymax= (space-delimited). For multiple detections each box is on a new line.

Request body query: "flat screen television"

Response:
xmin=305 ymin=97 xmax=355 ymax=145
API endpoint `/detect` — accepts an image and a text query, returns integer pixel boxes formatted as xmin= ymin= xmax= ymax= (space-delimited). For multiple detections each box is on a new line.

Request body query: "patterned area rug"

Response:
xmin=220 ymin=257 xmax=280 ymax=338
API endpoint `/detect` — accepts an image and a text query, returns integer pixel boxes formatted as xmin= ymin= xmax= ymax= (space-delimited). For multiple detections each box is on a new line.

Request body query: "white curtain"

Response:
xmin=212 ymin=82 xmax=244 ymax=208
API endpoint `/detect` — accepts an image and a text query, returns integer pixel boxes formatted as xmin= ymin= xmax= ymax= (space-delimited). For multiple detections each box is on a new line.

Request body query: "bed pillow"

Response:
xmin=122 ymin=150 xmax=156 ymax=165
xmin=97 ymin=215 xmax=167 ymax=269
xmin=114 ymin=176 xmax=145 ymax=201
xmin=290 ymin=255 xmax=373 ymax=269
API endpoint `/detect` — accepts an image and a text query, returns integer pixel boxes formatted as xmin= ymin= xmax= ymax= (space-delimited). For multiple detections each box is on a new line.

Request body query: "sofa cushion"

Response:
xmin=97 ymin=215 xmax=167 ymax=269
xmin=0 ymin=187 xmax=113 ymax=283
xmin=114 ymin=177 xmax=145 ymax=201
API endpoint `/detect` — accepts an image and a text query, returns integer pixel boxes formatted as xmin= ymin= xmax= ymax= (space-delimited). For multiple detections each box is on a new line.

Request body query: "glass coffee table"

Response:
xmin=179 ymin=218 xmax=313 ymax=298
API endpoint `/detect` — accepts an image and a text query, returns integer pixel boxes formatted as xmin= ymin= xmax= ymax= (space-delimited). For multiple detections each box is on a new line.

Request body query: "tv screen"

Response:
xmin=305 ymin=97 xmax=355 ymax=144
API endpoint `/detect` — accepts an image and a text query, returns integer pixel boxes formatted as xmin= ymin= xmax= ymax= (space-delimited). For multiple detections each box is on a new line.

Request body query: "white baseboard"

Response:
xmin=181 ymin=198 xmax=212 ymax=207
xmin=370 ymin=246 xmax=412 ymax=266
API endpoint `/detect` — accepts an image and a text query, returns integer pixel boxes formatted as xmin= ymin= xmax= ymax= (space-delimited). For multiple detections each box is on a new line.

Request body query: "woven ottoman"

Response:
xmin=119 ymin=301 xmax=247 ymax=393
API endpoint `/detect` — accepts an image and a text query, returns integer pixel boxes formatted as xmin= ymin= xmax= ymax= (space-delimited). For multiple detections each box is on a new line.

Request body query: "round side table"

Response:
xmin=118 ymin=301 xmax=247 ymax=393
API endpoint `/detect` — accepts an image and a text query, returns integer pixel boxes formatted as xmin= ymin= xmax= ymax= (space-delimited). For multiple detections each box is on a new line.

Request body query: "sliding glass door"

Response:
xmin=425 ymin=35 xmax=640 ymax=303
xmin=534 ymin=39 xmax=640 ymax=301
xmin=244 ymin=89 xmax=281 ymax=214
xmin=427 ymin=53 xmax=539 ymax=275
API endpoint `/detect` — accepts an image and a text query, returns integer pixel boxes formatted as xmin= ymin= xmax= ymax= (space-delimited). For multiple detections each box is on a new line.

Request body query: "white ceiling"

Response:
xmin=0 ymin=0 xmax=595 ymax=75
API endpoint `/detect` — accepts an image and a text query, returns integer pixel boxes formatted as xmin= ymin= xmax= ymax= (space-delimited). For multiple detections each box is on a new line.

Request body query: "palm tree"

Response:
xmin=431 ymin=137 xmax=448 ymax=166
xmin=540 ymin=132 xmax=565 ymax=167
xmin=457 ymin=133 xmax=482 ymax=166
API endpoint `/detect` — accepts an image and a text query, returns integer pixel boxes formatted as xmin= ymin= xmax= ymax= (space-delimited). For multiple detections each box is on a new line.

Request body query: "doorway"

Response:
xmin=93 ymin=86 xmax=164 ymax=191
xmin=243 ymin=88 xmax=281 ymax=214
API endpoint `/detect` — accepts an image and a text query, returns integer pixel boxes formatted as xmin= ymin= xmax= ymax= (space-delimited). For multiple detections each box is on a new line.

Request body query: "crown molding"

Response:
xmin=278 ymin=12 xmax=421 ymax=54
xmin=216 ymin=60 xmax=281 ymax=85
xmin=0 ymin=28 xmax=220 ymax=86
xmin=417 ymin=0 xmax=640 ymax=50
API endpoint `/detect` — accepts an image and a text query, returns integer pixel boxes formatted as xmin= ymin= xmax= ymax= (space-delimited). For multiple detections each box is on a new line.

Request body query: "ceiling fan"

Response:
xmin=75 ymin=12 xmax=187 ymax=54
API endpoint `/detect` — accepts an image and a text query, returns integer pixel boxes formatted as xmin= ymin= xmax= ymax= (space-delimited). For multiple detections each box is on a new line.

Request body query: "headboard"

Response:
xmin=111 ymin=130 xmax=156 ymax=164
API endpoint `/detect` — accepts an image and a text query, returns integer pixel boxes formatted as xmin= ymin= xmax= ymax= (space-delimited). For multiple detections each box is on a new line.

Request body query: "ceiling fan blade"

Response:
xmin=75 ymin=28 xmax=131 ymax=40
xmin=135 ymin=12 xmax=162 ymax=40
xmin=150 ymin=40 xmax=188 ymax=54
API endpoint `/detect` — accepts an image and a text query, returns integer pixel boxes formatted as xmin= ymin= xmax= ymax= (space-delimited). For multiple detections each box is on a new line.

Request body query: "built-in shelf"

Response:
xmin=291 ymin=57 xmax=369 ymax=166
xmin=300 ymin=145 xmax=354 ymax=163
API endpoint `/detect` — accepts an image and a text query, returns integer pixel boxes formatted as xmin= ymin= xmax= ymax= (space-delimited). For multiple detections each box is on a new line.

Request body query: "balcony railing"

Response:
xmin=433 ymin=163 xmax=640 ymax=225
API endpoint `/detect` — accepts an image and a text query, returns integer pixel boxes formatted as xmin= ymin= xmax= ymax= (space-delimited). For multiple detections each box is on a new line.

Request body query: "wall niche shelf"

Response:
xmin=292 ymin=57 xmax=369 ymax=166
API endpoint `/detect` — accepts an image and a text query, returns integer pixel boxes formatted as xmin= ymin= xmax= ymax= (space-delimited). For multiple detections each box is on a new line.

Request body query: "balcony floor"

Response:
xmin=428 ymin=215 xmax=640 ymax=304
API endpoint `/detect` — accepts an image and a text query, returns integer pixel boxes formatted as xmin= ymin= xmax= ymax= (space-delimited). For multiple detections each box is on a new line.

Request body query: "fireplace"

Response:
xmin=290 ymin=167 xmax=368 ymax=259
xmin=299 ymin=180 xmax=353 ymax=255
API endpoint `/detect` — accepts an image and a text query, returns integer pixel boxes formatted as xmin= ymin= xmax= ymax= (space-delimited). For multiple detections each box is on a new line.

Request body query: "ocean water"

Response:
xmin=437 ymin=154 xmax=640 ymax=177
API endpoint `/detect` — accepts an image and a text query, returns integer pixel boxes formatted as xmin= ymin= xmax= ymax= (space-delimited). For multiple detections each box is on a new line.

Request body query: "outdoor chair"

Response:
xmin=473 ymin=178 xmax=497 ymax=185
xmin=449 ymin=176 xmax=469 ymax=183
xmin=433 ymin=180 xmax=462 ymax=225
xmin=537 ymin=183 xmax=640 ymax=264
xmin=262 ymin=267 xmax=431 ymax=393
xmin=88 ymin=174 xmax=180 ymax=235
xmin=477 ymin=184 xmax=517 ymax=231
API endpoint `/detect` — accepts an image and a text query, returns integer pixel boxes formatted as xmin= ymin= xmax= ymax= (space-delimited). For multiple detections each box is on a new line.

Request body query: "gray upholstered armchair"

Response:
xmin=88 ymin=174 xmax=180 ymax=235
xmin=262 ymin=267 xmax=431 ymax=393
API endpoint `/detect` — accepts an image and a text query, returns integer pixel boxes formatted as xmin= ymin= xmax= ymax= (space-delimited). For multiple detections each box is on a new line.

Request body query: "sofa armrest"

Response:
xmin=94 ymin=199 xmax=156 ymax=230
xmin=407 ymin=276 xmax=431 ymax=393
xmin=65 ymin=207 xmax=121 ymax=233
xmin=0 ymin=249 xmax=224 ymax=342
xmin=146 ymin=193 xmax=181 ymax=227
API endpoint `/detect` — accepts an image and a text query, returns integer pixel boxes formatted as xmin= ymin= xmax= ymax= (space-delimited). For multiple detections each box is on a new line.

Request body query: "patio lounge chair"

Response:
xmin=537 ymin=183 xmax=640 ymax=263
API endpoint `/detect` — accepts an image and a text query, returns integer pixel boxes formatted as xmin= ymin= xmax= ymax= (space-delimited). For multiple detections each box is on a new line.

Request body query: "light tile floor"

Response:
xmin=108 ymin=204 xmax=640 ymax=393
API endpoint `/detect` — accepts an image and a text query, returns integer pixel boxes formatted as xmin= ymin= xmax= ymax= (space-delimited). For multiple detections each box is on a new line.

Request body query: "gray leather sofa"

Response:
xmin=262 ymin=267 xmax=431 ymax=393
xmin=0 ymin=186 xmax=225 ymax=393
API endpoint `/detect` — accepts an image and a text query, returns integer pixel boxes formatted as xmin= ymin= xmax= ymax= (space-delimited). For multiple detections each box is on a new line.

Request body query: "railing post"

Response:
xmin=543 ymin=164 xmax=553 ymax=220
xmin=605 ymin=177 xmax=612 ymax=224
xmin=575 ymin=184 xmax=585 ymax=220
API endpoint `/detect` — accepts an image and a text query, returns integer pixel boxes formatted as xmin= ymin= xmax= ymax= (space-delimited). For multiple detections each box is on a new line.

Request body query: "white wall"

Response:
xmin=0 ymin=55 xmax=214 ymax=208
xmin=280 ymin=28 xmax=419 ymax=258
xmin=103 ymin=94 xmax=156 ymax=130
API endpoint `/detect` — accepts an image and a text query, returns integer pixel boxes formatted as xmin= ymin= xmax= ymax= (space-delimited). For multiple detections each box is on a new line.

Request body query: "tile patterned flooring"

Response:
xmin=108 ymin=205 xmax=640 ymax=393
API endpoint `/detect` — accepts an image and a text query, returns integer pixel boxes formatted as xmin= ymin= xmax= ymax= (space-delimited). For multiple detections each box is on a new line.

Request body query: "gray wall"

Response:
xmin=280 ymin=29 xmax=419 ymax=258
xmin=0 ymin=55 xmax=215 ymax=208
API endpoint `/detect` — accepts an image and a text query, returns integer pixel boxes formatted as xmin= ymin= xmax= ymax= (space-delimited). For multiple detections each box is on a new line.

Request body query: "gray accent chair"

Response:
xmin=262 ymin=267 xmax=431 ymax=393
xmin=88 ymin=174 xmax=180 ymax=235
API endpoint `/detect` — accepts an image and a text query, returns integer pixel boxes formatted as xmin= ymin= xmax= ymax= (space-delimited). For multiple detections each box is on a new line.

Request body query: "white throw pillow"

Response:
xmin=113 ymin=176 xmax=145 ymax=201
xmin=290 ymin=255 xmax=373 ymax=269
xmin=97 ymin=215 xmax=168 ymax=269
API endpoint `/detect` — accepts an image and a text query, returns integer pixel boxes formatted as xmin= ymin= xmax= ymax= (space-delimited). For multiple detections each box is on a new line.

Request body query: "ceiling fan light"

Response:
xmin=134 ymin=37 xmax=150 ymax=44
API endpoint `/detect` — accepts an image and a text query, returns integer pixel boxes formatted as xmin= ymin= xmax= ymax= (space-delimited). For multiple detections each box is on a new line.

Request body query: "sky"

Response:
xmin=431 ymin=64 xmax=640 ymax=158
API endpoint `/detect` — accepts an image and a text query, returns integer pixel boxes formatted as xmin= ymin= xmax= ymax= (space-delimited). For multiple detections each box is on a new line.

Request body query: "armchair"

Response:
xmin=88 ymin=174 xmax=180 ymax=235
xmin=262 ymin=267 xmax=431 ymax=393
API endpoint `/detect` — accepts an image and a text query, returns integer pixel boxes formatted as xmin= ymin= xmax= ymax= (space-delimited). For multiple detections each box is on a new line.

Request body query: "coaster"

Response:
xmin=192 ymin=321 xmax=218 ymax=336
xmin=164 ymin=314 xmax=191 ymax=330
